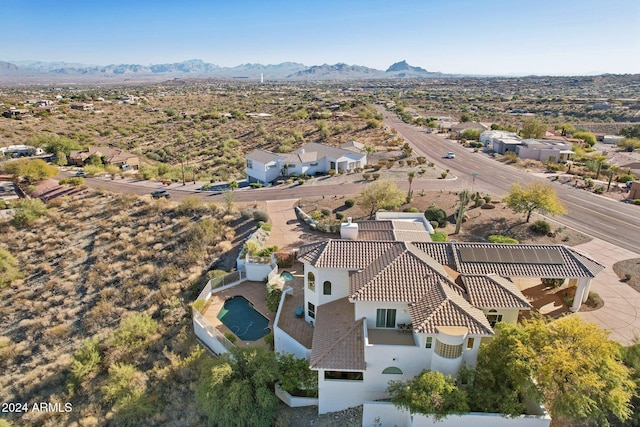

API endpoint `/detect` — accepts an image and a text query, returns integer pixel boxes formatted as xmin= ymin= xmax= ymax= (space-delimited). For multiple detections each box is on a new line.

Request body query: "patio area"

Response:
xmin=276 ymin=263 xmax=314 ymax=349
xmin=367 ymin=328 xmax=417 ymax=346
xmin=202 ymin=280 xmax=275 ymax=349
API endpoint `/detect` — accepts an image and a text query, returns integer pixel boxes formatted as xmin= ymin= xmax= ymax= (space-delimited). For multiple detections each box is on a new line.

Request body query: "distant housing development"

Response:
xmin=245 ymin=141 xmax=367 ymax=184
xmin=69 ymin=146 xmax=140 ymax=170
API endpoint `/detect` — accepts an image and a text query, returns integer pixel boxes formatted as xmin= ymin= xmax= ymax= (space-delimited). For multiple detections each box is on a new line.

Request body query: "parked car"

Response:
xmin=151 ymin=189 xmax=171 ymax=199
xmin=445 ymin=152 xmax=456 ymax=159
xmin=75 ymin=171 xmax=87 ymax=177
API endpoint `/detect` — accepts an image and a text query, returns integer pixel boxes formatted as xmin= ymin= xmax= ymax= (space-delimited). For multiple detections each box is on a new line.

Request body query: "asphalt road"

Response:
xmin=60 ymin=113 xmax=640 ymax=254
xmin=378 ymin=107 xmax=640 ymax=254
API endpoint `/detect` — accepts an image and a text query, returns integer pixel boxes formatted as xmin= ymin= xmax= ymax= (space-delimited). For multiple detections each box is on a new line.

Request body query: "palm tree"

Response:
xmin=407 ymin=171 xmax=416 ymax=203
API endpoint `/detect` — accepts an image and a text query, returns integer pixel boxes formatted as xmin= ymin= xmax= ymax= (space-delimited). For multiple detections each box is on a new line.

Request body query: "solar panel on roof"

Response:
xmin=458 ymin=246 xmax=565 ymax=265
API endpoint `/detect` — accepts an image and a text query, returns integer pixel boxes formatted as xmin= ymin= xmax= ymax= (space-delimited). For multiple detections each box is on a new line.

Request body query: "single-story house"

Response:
xmin=69 ymin=146 xmax=139 ymax=170
xmin=450 ymin=122 xmax=488 ymax=137
xmin=516 ymin=139 xmax=574 ymax=163
xmin=479 ymin=130 xmax=522 ymax=151
xmin=245 ymin=142 xmax=367 ymax=184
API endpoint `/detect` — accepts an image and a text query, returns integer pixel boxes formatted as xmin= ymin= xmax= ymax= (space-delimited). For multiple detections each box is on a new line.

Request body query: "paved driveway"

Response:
xmin=574 ymin=239 xmax=640 ymax=345
xmin=264 ymin=199 xmax=326 ymax=251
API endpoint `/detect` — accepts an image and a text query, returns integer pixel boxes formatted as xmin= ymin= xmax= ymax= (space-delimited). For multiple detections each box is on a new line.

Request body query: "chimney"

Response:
xmin=340 ymin=217 xmax=358 ymax=240
xmin=300 ymin=148 xmax=305 ymax=154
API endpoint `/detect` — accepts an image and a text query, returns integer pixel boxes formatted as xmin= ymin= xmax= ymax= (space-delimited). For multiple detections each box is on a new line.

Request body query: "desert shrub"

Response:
xmin=0 ymin=248 xmax=22 ymax=289
xmin=488 ymin=235 xmax=519 ymax=244
xmin=431 ymin=232 xmax=447 ymax=242
xmin=475 ymin=198 xmax=486 ymax=208
xmin=481 ymin=203 xmax=496 ymax=209
xmin=542 ymin=278 xmax=565 ymax=288
xmin=240 ymin=208 xmax=255 ymax=219
xmin=59 ymin=177 xmax=85 ymax=186
xmin=362 ymin=173 xmax=371 ymax=180
xmin=618 ymin=174 xmax=634 ymax=183
xmin=101 ymin=363 xmax=147 ymax=403
xmin=320 ymin=208 xmax=331 ymax=216
xmin=429 ymin=220 xmax=439 ymax=230
xmin=253 ymin=209 xmax=270 ymax=222
xmin=372 ymin=173 xmax=380 ymax=180
xmin=260 ymin=223 xmax=272 ymax=232
xmin=68 ymin=336 xmax=101 ymax=391
xmin=336 ymin=212 xmax=344 ymax=220
xmin=249 ymin=183 xmax=263 ymax=188
xmin=310 ymin=210 xmax=324 ymax=221
xmin=223 ymin=332 xmax=237 ymax=343
xmin=440 ymin=171 xmax=448 ymax=179
xmin=594 ymin=186 xmax=605 ymax=194
xmin=417 ymin=156 xmax=427 ymax=164
xmin=327 ymin=169 xmax=336 ymax=176
xmin=424 ymin=206 xmax=448 ymax=228
xmin=111 ymin=313 xmax=158 ymax=355
xmin=483 ymin=195 xmax=492 ymax=203
xmin=345 ymin=199 xmax=355 ymax=208
xmin=529 ymin=220 xmax=551 ymax=235
xmin=11 ymin=198 xmax=48 ymax=228
xmin=192 ymin=299 xmax=206 ymax=313
xmin=175 ymin=195 xmax=206 ymax=217
xmin=264 ymin=332 xmax=274 ymax=348
xmin=634 ymin=199 xmax=640 ymax=205
xmin=403 ymin=207 xmax=420 ymax=213
xmin=266 ymin=282 xmax=283 ymax=313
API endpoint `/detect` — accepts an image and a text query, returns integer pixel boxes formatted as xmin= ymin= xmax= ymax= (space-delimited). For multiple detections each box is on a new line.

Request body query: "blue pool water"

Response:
xmin=280 ymin=271 xmax=295 ymax=282
xmin=217 ymin=296 xmax=270 ymax=341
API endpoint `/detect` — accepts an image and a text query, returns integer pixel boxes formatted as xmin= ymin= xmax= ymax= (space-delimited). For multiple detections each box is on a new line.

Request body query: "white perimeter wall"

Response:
xmin=318 ymin=371 xmax=365 ymax=414
xmin=362 ymin=402 xmax=551 ymax=427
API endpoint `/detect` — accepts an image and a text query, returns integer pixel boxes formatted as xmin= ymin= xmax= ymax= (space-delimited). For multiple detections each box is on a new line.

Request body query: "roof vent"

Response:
xmin=300 ymin=148 xmax=305 ymax=154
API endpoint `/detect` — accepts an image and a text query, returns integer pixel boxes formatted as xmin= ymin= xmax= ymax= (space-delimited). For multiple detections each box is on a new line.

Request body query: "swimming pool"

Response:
xmin=280 ymin=271 xmax=295 ymax=282
xmin=217 ymin=296 xmax=270 ymax=341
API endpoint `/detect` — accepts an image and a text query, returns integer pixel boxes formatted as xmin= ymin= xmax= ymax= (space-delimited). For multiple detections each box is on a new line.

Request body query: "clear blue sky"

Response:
xmin=4 ymin=0 xmax=639 ymax=75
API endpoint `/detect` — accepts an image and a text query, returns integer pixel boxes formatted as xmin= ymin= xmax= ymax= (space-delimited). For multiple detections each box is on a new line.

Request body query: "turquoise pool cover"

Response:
xmin=217 ymin=296 xmax=270 ymax=341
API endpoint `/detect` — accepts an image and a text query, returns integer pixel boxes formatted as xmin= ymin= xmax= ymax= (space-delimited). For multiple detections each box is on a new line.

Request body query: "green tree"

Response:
xmin=461 ymin=129 xmax=482 ymax=140
xmin=618 ymin=137 xmax=640 ymax=153
xmin=11 ymin=199 xmax=48 ymax=228
xmin=0 ymin=248 xmax=22 ymax=289
xmin=276 ymin=353 xmax=318 ymax=397
xmin=53 ymin=150 xmax=67 ymax=166
xmin=228 ymin=180 xmax=238 ymax=191
xmin=424 ymin=206 xmax=447 ymax=228
xmin=520 ymin=118 xmax=547 ymax=139
xmin=573 ymin=131 xmax=597 ymax=147
xmin=2 ymin=158 xmax=58 ymax=183
xmin=503 ymin=181 xmax=567 ymax=222
xmin=388 ymin=370 xmax=469 ymax=421
xmin=196 ymin=346 xmax=280 ymax=427
xmin=460 ymin=113 xmax=474 ymax=123
xmin=28 ymin=134 xmax=82 ymax=155
xmin=620 ymin=124 xmax=640 ymax=139
xmin=467 ymin=317 xmax=635 ymax=425
xmin=359 ymin=179 xmax=406 ymax=219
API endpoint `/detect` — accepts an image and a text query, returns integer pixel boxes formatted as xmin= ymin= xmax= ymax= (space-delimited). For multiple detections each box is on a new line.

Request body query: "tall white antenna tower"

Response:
xmin=260 ymin=73 xmax=264 ymax=84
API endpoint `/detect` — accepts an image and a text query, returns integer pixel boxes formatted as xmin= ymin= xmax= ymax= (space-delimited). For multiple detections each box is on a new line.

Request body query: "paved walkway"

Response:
xmin=573 ymin=239 xmax=640 ymax=345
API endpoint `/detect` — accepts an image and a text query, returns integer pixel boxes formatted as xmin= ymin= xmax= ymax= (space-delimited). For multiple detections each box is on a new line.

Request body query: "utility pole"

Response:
xmin=181 ymin=155 xmax=185 ymax=186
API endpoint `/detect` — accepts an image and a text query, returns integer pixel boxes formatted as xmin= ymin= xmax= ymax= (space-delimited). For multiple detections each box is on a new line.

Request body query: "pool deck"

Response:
xmin=203 ymin=280 xmax=274 ymax=349
xmin=275 ymin=264 xmax=315 ymax=349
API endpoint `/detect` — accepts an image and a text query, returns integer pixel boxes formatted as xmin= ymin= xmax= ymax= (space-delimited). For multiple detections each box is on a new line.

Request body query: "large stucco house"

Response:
xmin=274 ymin=224 xmax=604 ymax=414
xmin=245 ymin=141 xmax=367 ymax=184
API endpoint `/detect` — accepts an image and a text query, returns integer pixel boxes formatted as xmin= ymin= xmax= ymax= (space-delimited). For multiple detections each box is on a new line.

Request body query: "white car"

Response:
xmin=446 ymin=152 xmax=455 ymax=159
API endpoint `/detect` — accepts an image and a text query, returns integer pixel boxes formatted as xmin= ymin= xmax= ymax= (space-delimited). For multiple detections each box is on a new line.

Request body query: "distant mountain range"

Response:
xmin=0 ymin=59 xmax=448 ymax=81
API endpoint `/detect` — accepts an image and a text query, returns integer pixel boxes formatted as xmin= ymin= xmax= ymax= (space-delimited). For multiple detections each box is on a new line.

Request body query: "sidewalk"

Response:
xmin=264 ymin=199 xmax=325 ymax=252
xmin=573 ymin=239 xmax=640 ymax=345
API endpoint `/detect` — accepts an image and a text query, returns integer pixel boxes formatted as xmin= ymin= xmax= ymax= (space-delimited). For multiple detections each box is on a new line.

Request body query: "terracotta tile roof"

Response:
xmin=310 ymin=298 xmax=365 ymax=371
xmin=297 ymin=240 xmax=402 ymax=269
xmin=462 ymin=275 xmax=532 ymax=309
xmin=357 ymin=220 xmax=394 ymax=230
xmin=358 ymin=230 xmax=396 ymax=241
xmin=410 ymin=283 xmax=493 ymax=335
xmin=411 ymin=242 xmax=456 ymax=266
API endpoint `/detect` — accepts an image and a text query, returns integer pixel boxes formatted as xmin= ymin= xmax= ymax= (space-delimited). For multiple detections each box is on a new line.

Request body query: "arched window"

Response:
xmin=307 ymin=272 xmax=315 ymax=291
xmin=382 ymin=367 xmax=403 ymax=375
xmin=323 ymin=281 xmax=331 ymax=295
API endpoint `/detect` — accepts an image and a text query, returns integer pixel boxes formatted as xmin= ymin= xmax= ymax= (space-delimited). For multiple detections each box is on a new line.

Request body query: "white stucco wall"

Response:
xmin=317 ymin=371 xmax=366 ymax=414
xmin=303 ymin=265 xmax=351 ymax=323
xmin=481 ymin=308 xmax=520 ymax=325
xmin=355 ymin=300 xmax=412 ymax=329
xmin=274 ymin=289 xmax=311 ymax=359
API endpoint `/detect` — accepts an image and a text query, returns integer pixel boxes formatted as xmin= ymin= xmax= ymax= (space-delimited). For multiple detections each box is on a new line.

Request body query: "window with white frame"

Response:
xmin=375 ymin=308 xmax=396 ymax=328
xmin=467 ymin=337 xmax=475 ymax=350
xmin=246 ymin=159 xmax=253 ymax=169
xmin=307 ymin=272 xmax=315 ymax=291
xmin=425 ymin=336 xmax=433 ymax=349
xmin=486 ymin=309 xmax=503 ymax=327
xmin=323 ymin=281 xmax=331 ymax=295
